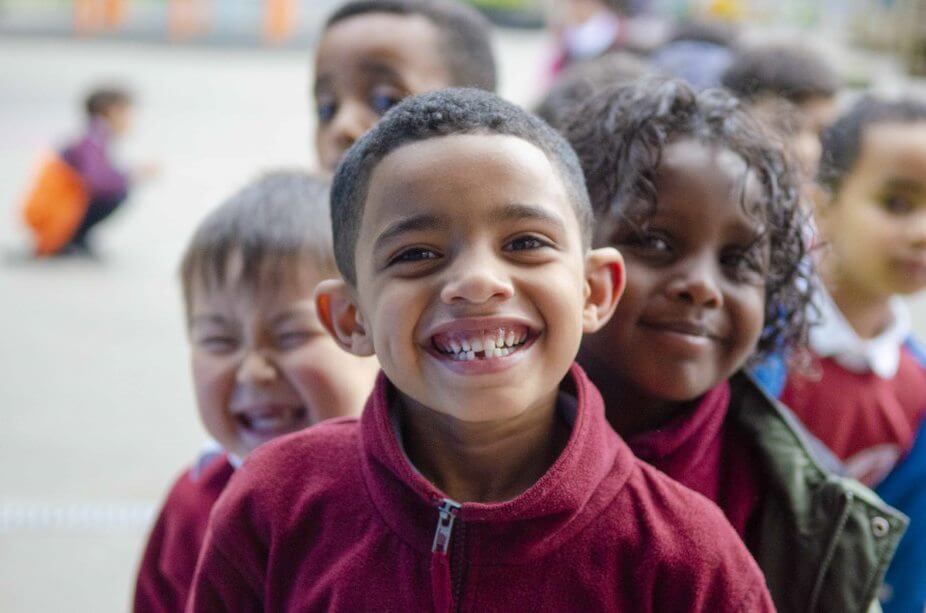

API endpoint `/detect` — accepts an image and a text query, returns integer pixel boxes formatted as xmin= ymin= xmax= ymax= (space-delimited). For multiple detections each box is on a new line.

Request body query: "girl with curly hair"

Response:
xmin=561 ymin=77 xmax=905 ymax=613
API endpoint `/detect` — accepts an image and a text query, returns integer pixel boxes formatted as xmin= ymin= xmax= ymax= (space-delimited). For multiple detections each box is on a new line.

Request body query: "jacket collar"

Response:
xmin=359 ymin=363 xmax=636 ymax=564
xmin=728 ymin=371 xmax=907 ymax=613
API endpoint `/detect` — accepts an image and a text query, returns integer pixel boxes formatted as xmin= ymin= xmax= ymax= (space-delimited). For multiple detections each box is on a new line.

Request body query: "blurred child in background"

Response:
xmin=563 ymin=78 xmax=905 ymax=612
xmin=759 ymin=96 xmax=926 ymax=613
xmin=21 ymin=85 xmax=157 ymax=257
xmin=722 ymin=44 xmax=840 ymax=180
xmin=312 ymin=0 xmax=497 ymax=172
xmin=133 ymin=171 xmax=380 ymax=612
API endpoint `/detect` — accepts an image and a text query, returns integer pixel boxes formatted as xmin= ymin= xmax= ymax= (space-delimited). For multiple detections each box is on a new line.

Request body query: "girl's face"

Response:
xmin=585 ymin=139 xmax=768 ymax=404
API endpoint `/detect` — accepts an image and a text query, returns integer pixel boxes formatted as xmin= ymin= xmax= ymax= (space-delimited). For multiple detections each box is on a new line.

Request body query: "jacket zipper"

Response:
xmin=431 ymin=498 xmax=461 ymax=613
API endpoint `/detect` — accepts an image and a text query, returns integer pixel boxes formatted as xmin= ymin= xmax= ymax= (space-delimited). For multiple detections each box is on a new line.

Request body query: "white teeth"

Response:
xmin=450 ymin=339 xmax=461 ymax=353
xmin=471 ymin=338 xmax=483 ymax=352
xmin=465 ymin=350 xmax=475 ymax=361
xmin=461 ymin=338 xmax=471 ymax=352
xmin=505 ymin=330 xmax=515 ymax=348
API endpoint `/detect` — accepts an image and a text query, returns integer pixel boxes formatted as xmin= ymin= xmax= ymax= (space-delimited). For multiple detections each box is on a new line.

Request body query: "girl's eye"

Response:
xmin=369 ymin=91 xmax=401 ymax=116
xmin=505 ymin=235 xmax=551 ymax=251
xmin=882 ymin=195 xmax=914 ymax=216
xmin=316 ymin=99 xmax=337 ymax=124
xmin=640 ymin=234 xmax=670 ymax=251
xmin=389 ymin=247 xmax=440 ymax=266
xmin=721 ymin=249 xmax=765 ymax=281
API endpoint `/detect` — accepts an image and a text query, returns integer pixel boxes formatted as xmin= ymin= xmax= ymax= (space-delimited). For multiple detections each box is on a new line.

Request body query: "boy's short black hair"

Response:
xmin=331 ymin=87 xmax=593 ymax=284
xmin=721 ymin=44 xmax=838 ymax=105
xmin=325 ymin=0 xmax=496 ymax=92
xmin=561 ymin=77 xmax=812 ymax=359
xmin=818 ymin=95 xmax=926 ymax=195
xmin=535 ymin=52 xmax=649 ymax=130
xmin=180 ymin=171 xmax=335 ymax=322
xmin=85 ymin=86 xmax=132 ymax=118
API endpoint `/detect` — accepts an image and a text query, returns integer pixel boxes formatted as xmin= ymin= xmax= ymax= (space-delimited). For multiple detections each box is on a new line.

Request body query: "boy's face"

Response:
xmin=313 ymin=13 xmax=451 ymax=172
xmin=585 ymin=139 xmax=767 ymax=403
xmin=819 ymin=121 xmax=926 ymax=297
xmin=320 ymin=134 xmax=622 ymax=423
xmin=103 ymin=102 xmax=133 ymax=137
xmin=189 ymin=263 xmax=379 ymax=459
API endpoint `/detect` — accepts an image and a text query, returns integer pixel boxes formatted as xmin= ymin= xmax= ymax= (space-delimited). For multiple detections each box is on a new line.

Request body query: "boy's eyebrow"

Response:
xmin=358 ymin=61 xmax=402 ymax=82
xmin=191 ymin=314 xmax=228 ymax=327
xmin=374 ymin=213 xmax=448 ymax=250
xmin=883 ymin=177 xmax=925 ymax=194
xmin=489 ymin=203 xmax=568 ymax=233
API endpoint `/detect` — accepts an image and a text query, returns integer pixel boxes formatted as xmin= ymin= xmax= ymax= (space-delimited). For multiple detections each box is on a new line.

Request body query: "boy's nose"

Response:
xmin=440 ymin=255 xmax=515 ymax=306
xmin=666 ymin=259 xmax=723 ymax=308
xmin=330 ymin=100 xmax=370 ymax=153
xmin=236 ymin=351 xmax=277 ymax=385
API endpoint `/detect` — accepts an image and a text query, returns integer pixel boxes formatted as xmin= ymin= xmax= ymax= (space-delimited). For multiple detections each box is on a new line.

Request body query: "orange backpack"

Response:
xmin=21 ymin=153 xmax=89 ymax=256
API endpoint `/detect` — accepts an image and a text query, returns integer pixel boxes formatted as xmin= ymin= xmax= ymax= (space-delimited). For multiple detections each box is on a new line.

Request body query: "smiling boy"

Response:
xmin=189 ymin=89 xmax=773 ymax=611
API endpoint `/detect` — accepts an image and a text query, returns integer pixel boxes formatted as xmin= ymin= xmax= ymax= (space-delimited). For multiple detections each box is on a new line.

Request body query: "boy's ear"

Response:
xmin=582 ymin=247 xmax=625 ymax=334
xmin=314 ymin=279 xmax=375 ymax=357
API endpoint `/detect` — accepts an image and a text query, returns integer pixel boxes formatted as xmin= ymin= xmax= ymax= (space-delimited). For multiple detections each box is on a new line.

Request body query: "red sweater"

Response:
xmin=134 ymin=453 xmax=234 ymax=613
xmin=189 ymin=365 xmax=774 ymax=612
xmin=627 ymin=382 xmax=761 ymax=543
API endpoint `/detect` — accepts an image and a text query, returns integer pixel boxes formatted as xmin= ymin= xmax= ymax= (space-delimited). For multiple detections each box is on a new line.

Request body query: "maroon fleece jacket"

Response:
xmin=189 ymin=365 xmax=774 ymax=612
xmin=134 ymin=454 xmax=234 ymax=613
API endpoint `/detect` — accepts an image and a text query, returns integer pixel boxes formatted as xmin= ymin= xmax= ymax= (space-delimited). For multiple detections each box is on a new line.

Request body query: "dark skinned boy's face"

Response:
xmin=584 ymin=139 xmax=768 ymax=405
xmin=345 ymin=134 xmax=621 ymax=423
xmin=313 ymin=13 xmax=451 ymax=172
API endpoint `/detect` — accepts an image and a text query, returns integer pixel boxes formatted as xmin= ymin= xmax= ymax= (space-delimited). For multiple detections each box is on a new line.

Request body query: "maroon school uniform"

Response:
xmin=627 ymin=381 xmax=762 ymax=542
xmin=134 ymin=452 xmax=234 ymax=613
xmin=189 ymin=365 xmax=773 ymax=612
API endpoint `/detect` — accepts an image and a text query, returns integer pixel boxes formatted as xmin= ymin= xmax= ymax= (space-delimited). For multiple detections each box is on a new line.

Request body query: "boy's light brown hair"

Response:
xmin=179 ymin=170 xmax=336 ymax=323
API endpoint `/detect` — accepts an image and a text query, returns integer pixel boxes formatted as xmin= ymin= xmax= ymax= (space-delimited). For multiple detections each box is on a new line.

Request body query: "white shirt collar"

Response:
xmin=810 ymin=287 xmax=911 ymax=378
xmin=191 ymin=440 xmax=241 ymax=478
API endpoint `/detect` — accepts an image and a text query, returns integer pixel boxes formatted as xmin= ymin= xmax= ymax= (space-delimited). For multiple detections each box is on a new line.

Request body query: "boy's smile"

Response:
xmin=331 ymin=133 xmax=619 ymax=423
xmin=313 ymin=13 xmax=450 ymax=171
xmin=584 ymin=139 xmax=767 ymax=420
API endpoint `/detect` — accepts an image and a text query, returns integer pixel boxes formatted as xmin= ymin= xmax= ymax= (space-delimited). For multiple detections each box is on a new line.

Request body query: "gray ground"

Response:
xmin=1 ymin=24 xmax=925 ymax=613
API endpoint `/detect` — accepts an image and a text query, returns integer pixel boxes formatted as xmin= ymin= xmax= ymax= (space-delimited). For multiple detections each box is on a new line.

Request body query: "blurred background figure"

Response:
xmin=649 ymin=18 xmax=737 ymax=90
xmin=20 ymin=85 xmax=158 ymax=258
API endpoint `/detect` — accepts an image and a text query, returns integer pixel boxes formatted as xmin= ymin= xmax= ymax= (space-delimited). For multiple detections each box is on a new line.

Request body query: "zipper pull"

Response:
xmin=431 ymin=498 xmax=461 ymax=554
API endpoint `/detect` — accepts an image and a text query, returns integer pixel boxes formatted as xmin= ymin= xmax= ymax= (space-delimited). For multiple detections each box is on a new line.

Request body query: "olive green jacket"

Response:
xmin=729 ymin=372 xmax=907 ymax=613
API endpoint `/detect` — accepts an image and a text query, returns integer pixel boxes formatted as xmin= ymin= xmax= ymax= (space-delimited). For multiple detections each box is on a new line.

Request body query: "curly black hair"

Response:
xmin=535 ymin=52 xmax=649 ymax=131
xmin=818 ymin=95 xmax=926 ymax=196
xmin=331 ymin=87 xmax=592 ymax=284
xmin=325 ymin=0 xmax=496 ymax=92
xmin=562 ymin=77 xmax=812 ymax=359
xmin=721 ymin=43 xmax=838 ymax=105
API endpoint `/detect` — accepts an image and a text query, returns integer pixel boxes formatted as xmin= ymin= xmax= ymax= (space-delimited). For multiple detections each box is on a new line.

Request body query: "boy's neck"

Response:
xmin=398 ymin=389 xmax=569 ymax=504
xmin=823 ymin=268 xmax=895 ymax=339
xmin=578 ymin=348 xmax=692 ymax=437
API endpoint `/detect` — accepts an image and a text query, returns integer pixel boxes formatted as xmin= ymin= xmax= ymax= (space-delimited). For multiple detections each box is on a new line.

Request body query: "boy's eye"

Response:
xmin=504 ymin=235 xmax=552 ymax=251
xmin=277 ymin=331 xmax=313 ymax=350
xmin=198 ymin=336 xmax=237 ymax=353
xmin=388 ymin=247 xmax=440 ymax=266
xmin=882 ymin=195 xmax=914 ymax=216
xmin=369 ymin=91 xmax=401 ymax=116
xmin=316 ymin=98 xmax=337 ymax=124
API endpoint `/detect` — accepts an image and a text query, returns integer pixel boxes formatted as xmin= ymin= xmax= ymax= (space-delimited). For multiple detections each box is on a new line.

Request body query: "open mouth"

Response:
xmin=235 ymin=405 xmax=308 ymax=436
xmin=431 ymin=324 xmax=532 ymax=362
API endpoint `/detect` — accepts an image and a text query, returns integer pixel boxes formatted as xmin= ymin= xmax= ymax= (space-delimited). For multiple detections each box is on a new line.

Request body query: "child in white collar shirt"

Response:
xmin=756 ymin=95 xmax=926 ymax=613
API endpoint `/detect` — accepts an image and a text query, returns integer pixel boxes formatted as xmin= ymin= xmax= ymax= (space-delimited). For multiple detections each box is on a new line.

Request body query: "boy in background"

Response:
xmin=133 ymin=171 xmax=379 ymax=612
xmin=21 ymin=86 xmax=157 ymax=256
xmin=761 ymin=96 xmax=926 ymax=613
xmin=722 ymin=44 xmax=840 ymax=180
xmin=313 ymin=0 xmax=496 ymax=171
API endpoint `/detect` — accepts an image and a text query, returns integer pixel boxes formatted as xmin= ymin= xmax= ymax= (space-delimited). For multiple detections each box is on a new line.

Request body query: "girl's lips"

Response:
xmin=233 ymin=404 xmax=309 ymax=436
